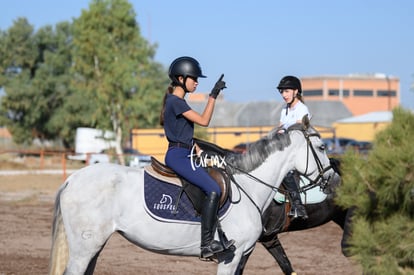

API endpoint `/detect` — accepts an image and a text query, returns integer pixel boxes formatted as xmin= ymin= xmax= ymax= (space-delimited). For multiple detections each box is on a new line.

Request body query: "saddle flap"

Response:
xmin=208 ymin=167 xmax=230 ymax=207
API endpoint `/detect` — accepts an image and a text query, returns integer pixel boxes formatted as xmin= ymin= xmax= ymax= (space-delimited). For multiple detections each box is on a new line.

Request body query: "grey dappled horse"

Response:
xmin=49 ymin=121 xmax=335 ymax=275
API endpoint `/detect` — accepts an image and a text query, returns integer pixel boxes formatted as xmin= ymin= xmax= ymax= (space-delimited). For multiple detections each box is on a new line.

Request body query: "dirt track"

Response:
xmin=0 ymin=174 xmax=360 ymax=274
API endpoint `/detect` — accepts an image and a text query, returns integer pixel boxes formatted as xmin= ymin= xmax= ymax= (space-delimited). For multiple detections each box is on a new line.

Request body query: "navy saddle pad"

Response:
xmin=143 ymin=171 xmax=231 ymax=224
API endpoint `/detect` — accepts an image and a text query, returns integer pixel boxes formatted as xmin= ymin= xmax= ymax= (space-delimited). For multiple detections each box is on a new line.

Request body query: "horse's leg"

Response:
xmin=49 ymin=185 xmax=106 ymax=274
xmin=234 ymin=251 xmax=252 ymax=275
xmin=258 ymin=200 xmax=295 ymax=274
xmin=261 ymin=235 xmax=295 ymax=275
xmin=63 ymin=229 xmax=111 ymax=274
xmin=61 ymin=202 xmax=114 ymax=273
xmin=341 ymin=207 xmax=355 ymax=257
xmin=216 ymin=244 xmax=256 ymax=275
xmin=84 ymin=245 xmax=105 ymax=275
xmin=60 ymin=207 xmax=116 ymax=275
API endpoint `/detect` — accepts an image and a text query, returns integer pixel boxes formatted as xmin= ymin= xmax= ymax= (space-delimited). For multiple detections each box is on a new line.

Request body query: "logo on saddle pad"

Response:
xmin=143 ymin=171 xmax=231 ymax=224
xmin=153 ymin=194 xmax=177 ymax=212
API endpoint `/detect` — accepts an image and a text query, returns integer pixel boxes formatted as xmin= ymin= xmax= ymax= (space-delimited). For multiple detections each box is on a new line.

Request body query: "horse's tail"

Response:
xmin=49 ymin=182 xmax=69 ymax=275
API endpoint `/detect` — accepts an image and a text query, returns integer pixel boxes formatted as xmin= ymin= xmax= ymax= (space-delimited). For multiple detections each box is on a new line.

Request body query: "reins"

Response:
xmin=226 ymin=164 xmax=285 ymax=215
xmin=225 ymin=127 xmax=333 ymax=216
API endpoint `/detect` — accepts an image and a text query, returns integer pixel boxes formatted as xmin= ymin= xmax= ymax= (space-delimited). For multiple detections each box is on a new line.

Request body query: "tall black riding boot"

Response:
xmin=283 ymin=171 xmax=308 ymax=220
xmin=200 ymin=192 xmax=234 ymax=258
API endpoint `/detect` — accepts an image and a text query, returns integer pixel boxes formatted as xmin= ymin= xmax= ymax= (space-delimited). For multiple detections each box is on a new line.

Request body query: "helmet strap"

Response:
xmin=286 ymin=92 xmax=297 ymax=114
xmin=182 ymin=76 xmax=190 ymax=93
xmin=174 ymin=76 xmax=190 ymax=93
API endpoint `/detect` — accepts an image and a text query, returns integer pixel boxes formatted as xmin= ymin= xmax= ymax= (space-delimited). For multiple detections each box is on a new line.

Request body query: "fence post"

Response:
xmin=40 ymin=149 xmax=44 ymax=169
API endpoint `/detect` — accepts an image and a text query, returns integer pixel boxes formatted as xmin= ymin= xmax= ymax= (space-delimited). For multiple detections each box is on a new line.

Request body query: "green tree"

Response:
xmin=0 ymin=18 xmax=74 ymax=146
xmin=336 ymin=108 xmax=414 ymax=274
xmin=71 ymin=0 xmax=167 ymax=161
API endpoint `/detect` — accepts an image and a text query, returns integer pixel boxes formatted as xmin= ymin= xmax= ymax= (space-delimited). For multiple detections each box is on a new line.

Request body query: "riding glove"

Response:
xmin=209 ymin=74 xmax=226 ymax=99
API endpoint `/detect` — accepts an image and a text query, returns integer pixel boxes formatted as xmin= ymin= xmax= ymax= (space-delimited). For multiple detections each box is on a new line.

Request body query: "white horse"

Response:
xmin=49 ymin=121 xmax=335 ymax=275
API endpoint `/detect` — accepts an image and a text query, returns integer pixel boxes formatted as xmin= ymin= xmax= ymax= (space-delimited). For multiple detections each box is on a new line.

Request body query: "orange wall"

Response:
xmin=302 ymin=76 xmax=400 ymax=116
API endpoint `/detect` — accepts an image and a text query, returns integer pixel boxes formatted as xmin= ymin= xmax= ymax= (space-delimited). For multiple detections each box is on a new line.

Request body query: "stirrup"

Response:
xmin=200 ymin=241 xmax=225 ymax=259
xmin=217 ymin=224 xmax=235 ymax=249
xmin=217 ymin=221 xmax=235 ymax=249
xmin=200 ymin=245 xmax=236 ymax=263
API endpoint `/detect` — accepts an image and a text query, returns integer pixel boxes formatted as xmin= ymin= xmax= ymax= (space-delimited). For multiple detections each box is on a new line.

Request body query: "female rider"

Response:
xmin=159 ymin=56 xmax=234 ymax=259
xmin=277 ymin=75 xmax=311 ymax=220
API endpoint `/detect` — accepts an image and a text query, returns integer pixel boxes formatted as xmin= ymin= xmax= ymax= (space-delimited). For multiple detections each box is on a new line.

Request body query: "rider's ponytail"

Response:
xmin=159 ymin=85 xmax=174 ymax=126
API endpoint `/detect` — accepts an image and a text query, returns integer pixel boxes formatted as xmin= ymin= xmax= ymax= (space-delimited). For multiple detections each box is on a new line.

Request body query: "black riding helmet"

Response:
xmin=277 ymin=75 xmax=302 ymax=95
xmin=168 ymin=56 xmax=206 ymax=89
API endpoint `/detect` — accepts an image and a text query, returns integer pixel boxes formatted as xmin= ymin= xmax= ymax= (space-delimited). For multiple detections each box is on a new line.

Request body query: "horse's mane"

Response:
xmin=226 ymin=126 xmax=295 ymax=173
xmin=196 ymin=122 xmax=314 ymax=174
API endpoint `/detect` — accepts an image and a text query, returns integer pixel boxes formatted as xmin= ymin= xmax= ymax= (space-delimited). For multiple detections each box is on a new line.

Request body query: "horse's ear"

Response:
xmin=302 ymin=115 xmax=310 ymax=129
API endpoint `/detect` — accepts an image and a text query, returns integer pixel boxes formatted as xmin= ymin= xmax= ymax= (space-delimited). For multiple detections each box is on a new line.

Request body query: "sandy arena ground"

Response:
xmin=0 ymin=173 xmax=360 ymax=274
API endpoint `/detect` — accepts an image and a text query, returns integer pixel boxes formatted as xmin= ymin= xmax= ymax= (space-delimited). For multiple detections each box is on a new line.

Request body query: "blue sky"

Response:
xmin=2 ymin=0 xmax=414 ymax=110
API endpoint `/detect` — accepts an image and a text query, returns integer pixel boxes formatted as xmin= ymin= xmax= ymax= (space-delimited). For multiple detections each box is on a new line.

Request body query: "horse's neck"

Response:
xmin=260 ymin=153 xmax=294 ymax=208
xmin=233 ymin=150 xmax=294 ymax=211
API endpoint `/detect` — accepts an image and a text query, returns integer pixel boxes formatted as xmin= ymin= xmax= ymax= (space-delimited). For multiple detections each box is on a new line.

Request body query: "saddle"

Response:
xmin=147 ymin=157 xmax=231 ymax=213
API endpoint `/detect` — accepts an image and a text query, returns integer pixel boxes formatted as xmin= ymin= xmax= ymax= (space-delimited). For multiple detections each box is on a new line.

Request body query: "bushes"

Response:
xmin=336 ymin=108 xmax=414 ymax=274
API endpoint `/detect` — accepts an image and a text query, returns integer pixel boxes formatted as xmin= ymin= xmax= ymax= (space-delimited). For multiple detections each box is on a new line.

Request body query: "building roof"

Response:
xmin=337 ymin=111 xmax=393 ymax=123
xmin=189 ymin=100 xmax=352 ymax=128
xmin=307 ymin=101 xmax=352 ymax=126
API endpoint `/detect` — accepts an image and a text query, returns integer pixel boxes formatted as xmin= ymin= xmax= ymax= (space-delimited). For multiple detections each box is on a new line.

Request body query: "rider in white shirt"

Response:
xmin=277 ymin=75 xmax=311 ymax=220
xmin=280 ymin=100 xmax=310 ymax=129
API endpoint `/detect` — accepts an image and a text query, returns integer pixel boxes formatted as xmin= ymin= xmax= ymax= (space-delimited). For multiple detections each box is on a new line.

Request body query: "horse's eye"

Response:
xmin=319 ymin=144 xmax=326 ymax=151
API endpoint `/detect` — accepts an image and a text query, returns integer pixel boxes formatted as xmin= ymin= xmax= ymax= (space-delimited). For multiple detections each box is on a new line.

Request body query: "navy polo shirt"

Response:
xmin=163 ymin=94 xmax=194 ymax=145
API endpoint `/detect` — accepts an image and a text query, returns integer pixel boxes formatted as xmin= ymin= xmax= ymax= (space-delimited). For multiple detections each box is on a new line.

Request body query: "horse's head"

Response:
xmin=225 ymin=116 xmax=336 ymax=192
xmin=286 ymin=116 xmax=336 ymax=190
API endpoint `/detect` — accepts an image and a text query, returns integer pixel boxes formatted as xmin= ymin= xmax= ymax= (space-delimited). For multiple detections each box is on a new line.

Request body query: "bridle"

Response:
xmin=226 ymin=126 xmax=333 ymax=214
xmin=298 ymin=128 xmax=333 ymax=192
